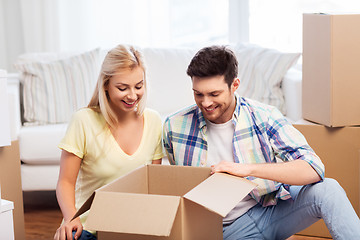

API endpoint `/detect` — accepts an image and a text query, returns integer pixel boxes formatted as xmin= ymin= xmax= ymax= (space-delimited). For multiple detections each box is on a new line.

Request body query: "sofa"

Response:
xmin=6 ymin=43 xmax=303 ymax=191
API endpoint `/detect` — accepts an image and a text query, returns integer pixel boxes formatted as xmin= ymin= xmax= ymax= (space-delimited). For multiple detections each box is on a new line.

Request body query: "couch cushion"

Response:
xmin=142 ymin=47 xmax=197 ymax=119
xmin=14 ymin=49 xmax=100 ymax=124
xmin=21 ymin=164 xmax=60 ymax=191
xmin=19 ymin=124 xmax=67 ymax=164
xmin=233 ymin=43 xmax=301 ymax=115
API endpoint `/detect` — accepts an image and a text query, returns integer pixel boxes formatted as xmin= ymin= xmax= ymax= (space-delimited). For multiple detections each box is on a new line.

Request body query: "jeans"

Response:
xmin=72 ymin=230 xmax=96 ymax=240
xmin=223 ymin=178 xmax=360 ymax=240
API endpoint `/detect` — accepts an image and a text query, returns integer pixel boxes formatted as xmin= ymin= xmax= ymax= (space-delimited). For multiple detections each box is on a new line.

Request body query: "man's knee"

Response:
xmin=307 ymin=178 xmax=344 ymax=199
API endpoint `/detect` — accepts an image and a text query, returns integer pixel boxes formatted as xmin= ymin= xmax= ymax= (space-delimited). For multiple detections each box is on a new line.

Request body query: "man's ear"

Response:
xmin=231 ymin=78 xmax=240 ymax=92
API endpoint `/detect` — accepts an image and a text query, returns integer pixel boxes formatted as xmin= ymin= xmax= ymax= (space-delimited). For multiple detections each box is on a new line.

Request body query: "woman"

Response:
xmin=54 ymin=45 xmax=163 ymax=240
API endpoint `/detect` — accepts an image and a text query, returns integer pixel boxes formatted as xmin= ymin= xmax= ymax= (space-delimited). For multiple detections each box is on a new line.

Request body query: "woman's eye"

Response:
xmin=118 ymin=88 xmax=126 ymax=91
xmin=135 ymin=85 xmax=143 ymax=90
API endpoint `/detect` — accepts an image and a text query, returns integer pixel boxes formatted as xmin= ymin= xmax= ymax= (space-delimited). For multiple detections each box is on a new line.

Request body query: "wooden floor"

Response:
xmin=24 ymin=191 xmax=62 ymax=240
xmin=23 ymin=191 xmax=332 ymax=240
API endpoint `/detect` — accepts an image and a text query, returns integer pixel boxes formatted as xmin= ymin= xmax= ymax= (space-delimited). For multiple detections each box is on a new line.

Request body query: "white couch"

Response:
xmin=7 ymin=44 xmax=303 ymax=191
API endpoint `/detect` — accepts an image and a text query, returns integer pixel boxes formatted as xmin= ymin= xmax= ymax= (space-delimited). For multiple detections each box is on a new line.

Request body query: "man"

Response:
xmin=163 ymin=45 xmax=360 ymax=239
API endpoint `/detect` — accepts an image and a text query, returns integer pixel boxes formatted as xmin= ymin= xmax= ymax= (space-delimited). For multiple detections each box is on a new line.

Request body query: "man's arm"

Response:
xmin=214 ymin=107 xmax=324 ymax=186
xmin=211 ymin=160 xmax=321 ymax=185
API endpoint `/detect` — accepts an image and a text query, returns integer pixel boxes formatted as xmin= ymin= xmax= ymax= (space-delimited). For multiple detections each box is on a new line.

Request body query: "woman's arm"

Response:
xmin=211 ymin=159 xmax=321 ymax=186
xmin=163 ymin=120 xmax=176 ymax=165
xmin=54 ymin=150 xmax=82 ymax=240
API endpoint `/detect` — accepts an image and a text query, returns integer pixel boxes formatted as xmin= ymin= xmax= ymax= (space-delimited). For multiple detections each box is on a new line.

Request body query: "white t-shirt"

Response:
xmin=206 ymin=119 xmax=257 ymax=224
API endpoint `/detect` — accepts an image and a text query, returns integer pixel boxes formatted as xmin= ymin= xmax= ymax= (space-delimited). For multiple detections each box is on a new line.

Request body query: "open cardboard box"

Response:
xmin=73 ymin=164 xmax=257 ymax=240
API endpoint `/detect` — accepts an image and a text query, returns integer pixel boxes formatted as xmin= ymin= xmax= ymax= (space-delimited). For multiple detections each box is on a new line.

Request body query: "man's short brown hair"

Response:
xmin=187 ymin=45 xmax=238 ymax=88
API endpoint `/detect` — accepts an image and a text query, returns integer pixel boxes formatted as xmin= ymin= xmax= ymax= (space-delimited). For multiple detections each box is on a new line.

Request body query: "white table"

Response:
xmin=0 ymin=199 xmax=15 ymax=240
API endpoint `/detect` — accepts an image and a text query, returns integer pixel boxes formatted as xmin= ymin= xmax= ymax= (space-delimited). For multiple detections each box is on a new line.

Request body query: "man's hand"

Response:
xmin=211 ymin=161 xmax=252 ymax=177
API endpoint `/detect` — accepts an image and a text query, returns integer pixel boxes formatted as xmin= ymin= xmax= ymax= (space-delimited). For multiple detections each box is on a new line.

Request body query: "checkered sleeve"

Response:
xmin=267 ymin=108 xmax=325 ymax=180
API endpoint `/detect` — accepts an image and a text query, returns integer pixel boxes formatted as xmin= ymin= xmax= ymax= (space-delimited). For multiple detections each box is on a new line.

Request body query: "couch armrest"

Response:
xmin=282 ymin=68 xmax=302 ymax=122
xmin=6 ymin=73 xmax=21 ymax=141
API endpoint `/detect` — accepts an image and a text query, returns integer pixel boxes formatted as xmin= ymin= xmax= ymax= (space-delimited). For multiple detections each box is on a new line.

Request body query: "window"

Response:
xmin=249 ymin=0 xmax=360 ymax=52
xmin=169 ymin=0 xmax=228 ymax=47
xmin=57 ymin=0 xmax=229 ymax=51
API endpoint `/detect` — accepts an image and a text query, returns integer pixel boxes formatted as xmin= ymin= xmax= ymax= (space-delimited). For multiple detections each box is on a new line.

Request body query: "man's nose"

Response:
xmin=201 ymin=96 xmax=213 ymax=108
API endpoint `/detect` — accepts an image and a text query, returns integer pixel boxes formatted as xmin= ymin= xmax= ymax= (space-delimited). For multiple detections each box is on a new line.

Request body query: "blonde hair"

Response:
xmin=88 ymin=44 xmax=147 ymax=129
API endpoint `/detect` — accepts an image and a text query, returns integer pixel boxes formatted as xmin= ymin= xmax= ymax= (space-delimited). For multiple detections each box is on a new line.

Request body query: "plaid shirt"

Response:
xmin=163 ymin=93 xmax=325 ymax=206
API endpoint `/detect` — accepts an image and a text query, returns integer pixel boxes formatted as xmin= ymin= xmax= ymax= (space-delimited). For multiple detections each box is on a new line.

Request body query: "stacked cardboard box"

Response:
xmin=302 ymin=13 xmax=360 ymax=127
xmin=295 ymin=13 xmax=360 ymax=238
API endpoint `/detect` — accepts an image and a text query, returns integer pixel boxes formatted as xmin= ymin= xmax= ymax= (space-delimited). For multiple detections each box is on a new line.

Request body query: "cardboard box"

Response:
xmin=0 ymin=199 xmax=15 ymax=240
xmin=302 ymin=13 xmax=360 ymax=127
xmin=74 ymin=164 xmax=256 ymax=240
xmin=294 ymin=123 xmax=360 ymax=238
xmin=0 ymin=141 xmax=25 ymax=240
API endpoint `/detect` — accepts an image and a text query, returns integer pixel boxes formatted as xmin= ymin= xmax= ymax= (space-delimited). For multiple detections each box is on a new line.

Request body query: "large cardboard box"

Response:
xmin=294 ymin=123 xmax=360 ymax=238
xmin=74 ymin=164 xmax=256 ymax=240
xmin=302 ymin=13 xmax=360 ymax=127
xmin=0 ymin=141 xmax=25 ymax=240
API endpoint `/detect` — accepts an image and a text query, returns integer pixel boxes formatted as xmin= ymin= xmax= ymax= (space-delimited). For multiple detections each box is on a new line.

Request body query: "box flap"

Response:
xmin=148 ymin=164 xmax=211 ymax=196
xmin=72 ymin=192 xmax=95 ymax=220
xmin=184 ymin=173 xmax=257 ymax=217
xmin=97 ymin=165 xmax=148 ymax=194
xmin=86 ymin=191 xmax=181 ymax=236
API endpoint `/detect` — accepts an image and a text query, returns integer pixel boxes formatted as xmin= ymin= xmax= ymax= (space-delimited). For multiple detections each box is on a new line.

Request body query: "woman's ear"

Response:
xmin=104 ymin=80 xmax=109 ymax=91
xmin=231 ymin=78 xmax=240 ymax=92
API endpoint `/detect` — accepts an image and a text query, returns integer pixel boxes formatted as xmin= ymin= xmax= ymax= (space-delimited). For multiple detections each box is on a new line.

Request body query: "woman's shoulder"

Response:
xmin=71 ymin=107 xmax=105 ymax=124
xmin=144 ymin=108 xmax=162 ymax=121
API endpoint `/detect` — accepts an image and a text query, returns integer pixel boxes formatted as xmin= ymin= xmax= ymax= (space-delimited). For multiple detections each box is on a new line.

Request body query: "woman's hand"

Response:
xmin=54 ymin=217 xmax=83 ymax=240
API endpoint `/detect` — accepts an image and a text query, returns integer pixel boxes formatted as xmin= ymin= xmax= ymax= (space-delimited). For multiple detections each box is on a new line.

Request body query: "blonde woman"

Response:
xmin=54 ymin=45 xmax=163 ymax=240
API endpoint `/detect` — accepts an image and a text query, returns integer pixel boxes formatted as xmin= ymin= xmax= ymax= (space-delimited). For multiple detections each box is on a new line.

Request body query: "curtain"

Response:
xmin=0 ymin=0 xmax=233 ymax=71
xmin=0 ymin=0 xmax=26 ymax=71
xmin=0 ymin=0 xmax=171 ymax=71
xmin=20 ymin=0 xmax=60 ymax=53
xmin=56 ymin=0 xmax=171 ymax=51
xmin=0 ymin=0 xmax=60 ymax=71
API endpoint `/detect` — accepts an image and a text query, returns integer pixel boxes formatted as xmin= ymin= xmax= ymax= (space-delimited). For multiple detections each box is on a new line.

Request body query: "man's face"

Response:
xmin=192 ymin=75 xmax=239 ymax=124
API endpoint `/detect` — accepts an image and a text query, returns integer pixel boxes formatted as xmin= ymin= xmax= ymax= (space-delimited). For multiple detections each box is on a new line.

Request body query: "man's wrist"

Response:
xmin=243 ymin=163 xmax=255 ymax=177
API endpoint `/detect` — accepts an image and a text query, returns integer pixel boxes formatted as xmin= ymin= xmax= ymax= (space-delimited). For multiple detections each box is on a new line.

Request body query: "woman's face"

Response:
xmin=106 ymin=66 xmax=145 ymax=114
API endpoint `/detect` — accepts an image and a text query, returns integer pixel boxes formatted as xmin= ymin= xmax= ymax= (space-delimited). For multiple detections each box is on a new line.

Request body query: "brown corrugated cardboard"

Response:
xmin=0 ymin=141 xmax=26 ymax=240
xmin=74 ymin=164 xmax=257 ymax=240
xmin=302 ymin=13 xmax=360 ymax=127
xmin=294 ymin=123 xmax=360 ymax=238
